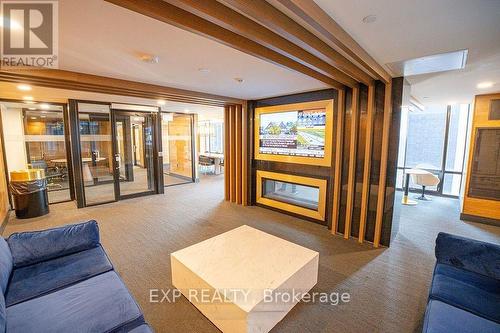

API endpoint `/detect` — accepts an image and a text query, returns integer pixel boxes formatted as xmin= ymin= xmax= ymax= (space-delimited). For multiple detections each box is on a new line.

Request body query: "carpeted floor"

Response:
xmin=2 ymin=175 xmax=499 ymax=332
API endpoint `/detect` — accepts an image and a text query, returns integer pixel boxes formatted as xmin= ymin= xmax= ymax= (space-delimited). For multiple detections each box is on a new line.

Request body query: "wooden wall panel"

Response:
xmin=358 ymin=83 xmax=376 ymax=242
xmin=224 ymin=104 xmax=247 ymax=206
xmin=331 ymin=89 xmax=345 ymax=233
xmin=351 ymin=84 xmax=368 ymax=238
xmin=344 ymin=86 xmax=360 ymax=238
xmin=337 ymin=88 xmax=353 ymax=234
xmin=461 ymin=92 xmax=500 ymax=223
xmin=365 ymin=81 xmax=386 ymax=242
xmin=250 ymin=89 xmax=338 ymax=227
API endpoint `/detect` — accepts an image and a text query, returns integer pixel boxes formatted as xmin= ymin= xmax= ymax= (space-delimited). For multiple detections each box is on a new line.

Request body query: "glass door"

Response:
xmin=77 ymin=102 xmax=116 ymax=205
xmin=114 ymin=111 xmax=156 ymax=198
xmin=161 ymin=113 xmax=195 ymax=186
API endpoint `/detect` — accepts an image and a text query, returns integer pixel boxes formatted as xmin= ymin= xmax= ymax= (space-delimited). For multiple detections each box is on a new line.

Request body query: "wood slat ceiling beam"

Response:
xmin=273 ymin=0 xmax=392 ymax=83
xmin=220 ymin=0 xmax=375 ymax=85
xmin=0 ymin=68 xmax=239 ymax=107
xmin=163 ymin=0 xmax=356 ymax=87
xmin=104 ymin=0 xmax=345 ymax=90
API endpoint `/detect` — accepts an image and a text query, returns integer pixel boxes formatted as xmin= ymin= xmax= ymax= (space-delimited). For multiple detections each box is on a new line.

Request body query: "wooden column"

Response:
xmin=224 ymin=103 xmax=247 ymax=205
xmin=344 ymin=85 xmax=359 ymax=239
xmin=224 ymin=106 xmax=231 ymax=201
xmin=331 ymin=89 xmax=345 ymax=234
xmin=235 ymin=105 xmax=243 ymax=204
xmin=358 ymin=83 xmax=376 ymax=242
xmin=374 ymin=82 xmax=393 ymax=247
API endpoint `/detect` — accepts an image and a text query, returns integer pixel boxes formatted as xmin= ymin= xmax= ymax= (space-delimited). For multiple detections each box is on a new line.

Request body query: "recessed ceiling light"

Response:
xmin=477 ymin=81 xmax=494 ymax=89
xmin=30 ymin=116 xmax=37 ymax=120
xmin=362 ymin=15 xmax=377 ymax=24
xmin=41 ymin=115 xmax=46 ymax=118
xmin=157 ymin=99 xmax=166 ymax=106
xmin=140 ymin=54 xmax=159 ymax=64
xmin=23 ymin=96 xmax=34 ymax=101
xmin=184 ymin=109 xmax=190 ymax=112
xmin=40 ymin=103 xmax=50 ymax=110
xmin=17 ymin=84 xmax=32 ymax=91
xmin=28 ymin=107 xmax=36 ymax=110
xmin=198 ymin=68 xmax=210 ymax=73
xmin=234 ymin=78 xmax=244 ymax=83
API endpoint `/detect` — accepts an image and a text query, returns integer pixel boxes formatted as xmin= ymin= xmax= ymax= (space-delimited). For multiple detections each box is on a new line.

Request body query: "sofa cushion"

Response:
xmin=0 ymin=237 xmax=12 ymax=293
xmin=7 ymin=271 xmax=144 ymax=333
xmin=423 ymin=299 xmax=500 ymax=333
xmin=7 ymin=220 xmax=100 ymax=268
xmin=127 ymin=324 xmax=154 ymax=333
xmin=0 ymin=292 xmax=6 ymax=333
xmin=6 ymin=245 xmax=113 ymax=307
xmin=430 ymin=263 xmax=500 ymax=323
xmin=435 ymin=232 xmax=500 ymax=280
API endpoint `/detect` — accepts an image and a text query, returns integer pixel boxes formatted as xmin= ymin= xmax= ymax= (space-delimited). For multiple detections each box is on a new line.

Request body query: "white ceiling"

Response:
xmin=314 ymin=0 xmax=500 ymax=105
xmin=56 ymin=0 xmax=327 ymax=100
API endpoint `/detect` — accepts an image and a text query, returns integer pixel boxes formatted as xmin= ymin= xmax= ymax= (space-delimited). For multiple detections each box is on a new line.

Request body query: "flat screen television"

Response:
xmin=254 ymin=99 xmax=333 ymax=166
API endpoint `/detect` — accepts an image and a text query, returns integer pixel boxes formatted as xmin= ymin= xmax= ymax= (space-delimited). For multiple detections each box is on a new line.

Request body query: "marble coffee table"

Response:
xmin=171 ymin=225 xmax=319 ymax=333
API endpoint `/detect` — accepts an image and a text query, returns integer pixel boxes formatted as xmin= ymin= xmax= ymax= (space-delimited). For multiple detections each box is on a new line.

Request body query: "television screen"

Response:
xmin=258 ymin=108 xmax=326 ymax=158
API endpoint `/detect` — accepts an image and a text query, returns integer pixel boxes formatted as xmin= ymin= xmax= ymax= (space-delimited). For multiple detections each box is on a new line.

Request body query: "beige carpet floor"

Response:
xmin=2 ymin=175 xmax=499 ymax=332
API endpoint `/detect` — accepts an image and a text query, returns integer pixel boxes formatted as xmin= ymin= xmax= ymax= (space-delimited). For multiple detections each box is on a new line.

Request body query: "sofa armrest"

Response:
xmin=435 ymin=232 xmax=500 ymax=280
xmin=7 ymin=221 xmax=100 ymax=268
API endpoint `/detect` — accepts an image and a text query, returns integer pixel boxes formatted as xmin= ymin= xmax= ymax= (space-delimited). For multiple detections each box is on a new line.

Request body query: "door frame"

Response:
xmin=112 ymin=109 xmax=159 ymax=200
xmin=160 ymin=111 xmax=197 ymax=187
xmin=70 ymin=100 xmax=162 ymax=207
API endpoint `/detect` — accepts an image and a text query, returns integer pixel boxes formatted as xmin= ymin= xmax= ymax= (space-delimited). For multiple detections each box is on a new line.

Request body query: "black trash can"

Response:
xmin=10 ymin=169 xmax=49 ymax=219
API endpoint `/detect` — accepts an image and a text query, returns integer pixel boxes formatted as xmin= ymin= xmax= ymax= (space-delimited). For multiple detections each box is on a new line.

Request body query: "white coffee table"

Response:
xmin=171 ymin=225 xmax=319 ymax=333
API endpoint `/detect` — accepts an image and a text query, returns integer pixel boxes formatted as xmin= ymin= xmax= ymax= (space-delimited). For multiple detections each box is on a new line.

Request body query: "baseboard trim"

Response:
xmin=460 ymin=213 xmax=500 ymax=227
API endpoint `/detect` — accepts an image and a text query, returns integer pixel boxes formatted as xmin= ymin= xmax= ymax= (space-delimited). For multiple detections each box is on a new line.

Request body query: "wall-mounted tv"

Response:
xmin=254 ymin=99 xmax=334 ymax=166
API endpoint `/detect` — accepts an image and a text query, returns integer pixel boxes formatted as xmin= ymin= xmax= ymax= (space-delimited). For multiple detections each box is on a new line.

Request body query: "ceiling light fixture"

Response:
xmin=362 ymin=15 xmax=377 ymax=24
xmin=234 ymin=78 xmax=244 ymax=83
xmin=30 ymin=116 xmax=37 ymax=120
xmin=157 ymin=99 xmax=166 ymax=106
xmin=23 ymin=96 xmax=34 ymax=101
xmin=17 ymin=84 xmax=32 ymax=91
xmin=40 ymin=103 xmax=50 ymax=110
xmin=28 ymin=107 xmax=36 ymax=110
xmin=140 ymin=54 xmax=160 ymax=64
xmin=198 ymin=68 xmax=210 ymax=73
xmin=477 ymin=81 xmax=494 ymax=89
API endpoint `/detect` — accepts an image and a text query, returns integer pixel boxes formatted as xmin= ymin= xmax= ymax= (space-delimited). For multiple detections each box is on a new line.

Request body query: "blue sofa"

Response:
xmin=0 ymin=221 xmax=153 ymax=333
xmin=423 ymin=232 xmax=500 ymax=333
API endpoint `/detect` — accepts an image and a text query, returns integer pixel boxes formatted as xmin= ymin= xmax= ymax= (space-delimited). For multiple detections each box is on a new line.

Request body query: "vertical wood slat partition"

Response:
xmin=224 ymin=104 xmax=247 ymax=205
xmin=374 ymin=83 xmax=393 ymax=247
xmin=344 ymin=86 xmax=360 ymax=239
xmin=358 ymin=83 xmax=376 ymax=242
xmin=331 ymin=89 xmax=345 ymax=234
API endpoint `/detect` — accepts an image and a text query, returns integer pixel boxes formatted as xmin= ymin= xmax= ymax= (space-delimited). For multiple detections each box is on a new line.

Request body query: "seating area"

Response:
xmin=423 ymin=233 xmax=500 ymax=332
xmin=0 ymin=221 xmax=152 ymax=332
xmin=0 ymin=1 xmax=498 ymax=332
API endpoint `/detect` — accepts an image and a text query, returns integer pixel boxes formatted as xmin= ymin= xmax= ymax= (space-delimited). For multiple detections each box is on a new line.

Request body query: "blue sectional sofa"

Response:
xmin=423 ymin=232 xmax=500 ymax=333
xmin=0 ymin=221 xmax=153 ymax=333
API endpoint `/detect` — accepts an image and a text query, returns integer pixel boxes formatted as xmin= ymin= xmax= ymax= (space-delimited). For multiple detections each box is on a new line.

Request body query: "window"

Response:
xmin=198 ymin=120 xmax=224 ymax=154
xmin=397 ymin=104 xmax=470 ymax=197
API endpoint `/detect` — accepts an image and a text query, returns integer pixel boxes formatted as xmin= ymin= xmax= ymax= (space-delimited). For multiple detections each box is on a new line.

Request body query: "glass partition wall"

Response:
xmin=397 ymin=104 xmax=471 ymax=197
xmin=0 ymin=101 xmax=72 ymax=204
xmin=161 ymin=113 xmax=195 ymax=186
xmin=77 ymin=102 xmax=115 ymax=205
xmin=74 ymin=102 xmax=159 ymax=206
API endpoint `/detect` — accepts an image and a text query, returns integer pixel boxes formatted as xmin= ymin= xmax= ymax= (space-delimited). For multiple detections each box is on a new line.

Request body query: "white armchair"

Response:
xmin=411 ymin=170 xmax=440 ymax=200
